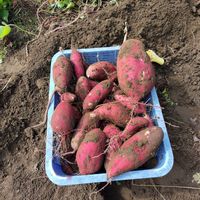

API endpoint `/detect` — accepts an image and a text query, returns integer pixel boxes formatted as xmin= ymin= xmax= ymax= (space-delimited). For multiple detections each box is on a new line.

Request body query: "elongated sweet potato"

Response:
xmin=60 ymin=92 xmax=76 ymax=103
xmin=120 ymin=117 xmax=149 ymax=141
xmin=53 ymin=55 xmax=73 ymax=92
xmin=70 ymin=48 xmax=85 ymax=79
xmin=104 ymin=136 xmax=122 ymax=170
xmin=106 ymin=126 xmax=164 ymax=178
xmin=93 ymin=102 xmax=131 ymax=127
xmin=83 ymin=79 xmax=113 ymax=110
xmin=103 ymin=122 xmax=122 ymax=170
xmin=51 ymin=101 xmax=80 ymax=135
xmin=86 ymin=61 xmax=116 ymax=81
xmin=76 ymin=128 xmax=106 ymax=174
xmin=117 ymin=39 xmax=155 ymax=101
xmin=75 ymin=76 xmax=92 ymax=101
xmin=103 ymin=124 xmax=121 ymax=138
xmin=71 ymin=112 xmax=100 ymax=151
xmin=114 ymin=93 xmax=146 ymax=114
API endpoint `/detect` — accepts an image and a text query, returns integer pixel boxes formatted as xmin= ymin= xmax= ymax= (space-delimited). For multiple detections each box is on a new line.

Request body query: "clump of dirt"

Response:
xmin=0 ymin=0 xmax=200 ymax=200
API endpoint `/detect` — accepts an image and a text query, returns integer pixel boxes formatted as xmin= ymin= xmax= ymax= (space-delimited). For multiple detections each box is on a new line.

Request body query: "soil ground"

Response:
xmin=0 ymin=0 xmax=200 ymax=199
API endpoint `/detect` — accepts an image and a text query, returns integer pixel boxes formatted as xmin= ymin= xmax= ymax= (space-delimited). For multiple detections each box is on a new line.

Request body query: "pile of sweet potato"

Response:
xmin=51 ymin=39 xmax=164 ymax=179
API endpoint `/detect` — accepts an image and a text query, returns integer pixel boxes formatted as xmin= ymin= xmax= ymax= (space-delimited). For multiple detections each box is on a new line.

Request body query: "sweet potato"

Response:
xmin=120 ymin=117 xmax=149 ymax=141
xmin=51 ymin=101 xmax=80 ymax=135
xmin=106 ymin=126 xmax=164 ymax=178
xmin=104 ymin=136 xmax=122 ymax=170
xmin=93 ymin=102 xmax=131 ymax=127
xmin=61 ymin=159 xmax=74 ymax=175
xmin=103 ymin=124 xmax=121 ymax=138
xmin=86 ymin=61 xmax=116 ymax=81
xmin=71 ymin=112 xmax=100 ymax=151
xmin=76 ymin=128 xmax=106 ymax=174
xmin=117 ymin=39 xmax=155 ymax=101
xmin=70 ymin=48 xmax=85 ymax=79
xmin=108 ymin=71 xmax=117 ymax=82
xmin=103 ymin=124 xmax=122 ymax=170
xmin=75 ymin=76 xmax=92 ymax=101
xmin=88 ymin=79 xmax=98 ymax=88
xmin=60 ymin=92 xmax=76 ymax=103
xmin=83 ymin=79 xmax=113 ymax=110
xmin=53 ymin=55 xmax=73 ymax=92
xmin=114 ymin=93 xmax=146 ymax=114
xmin=31 ymin=56 xmax=73 ymax=130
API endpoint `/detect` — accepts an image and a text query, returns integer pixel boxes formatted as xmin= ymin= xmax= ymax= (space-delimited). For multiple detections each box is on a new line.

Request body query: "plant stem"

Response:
xmin=9 ymin=24 xmax=37 ymax=36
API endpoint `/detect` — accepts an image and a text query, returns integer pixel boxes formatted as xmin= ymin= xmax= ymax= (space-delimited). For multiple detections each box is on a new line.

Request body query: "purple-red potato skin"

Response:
xmin=103 ymin=124 xmax=121 ymax=138
xmin=60 ymin=92 xmax=76 ymax=103
xmin=86 ymin=61 xmax=116 ymax=81
xmin=93 ymin=102 xmax=131 ymax=127
xmin=53 ymin=56 xmax=73 ymax=91
xmin=88 ymin=79 xmax=98 ymax=88
xmin=114 ymin=93 xmax=146 ymax=114
xmin=117 ymin=39 xmax=155 ymax=101
xmin=104 ymin=136 xmax=122 ymax=170
xmin=61 ymin=159 xmax=74 ymax=175
xmin=75 ymin=76 xmax=92 ymax=101
xmin=120 ymin=117 xmax=149 ymax=141
xmin=70 ymin=48 xmax=85 ymax=79
xmin=76 ymin=128 xmax=106 ymax=174
xmin=71 ymin=112 xmax=100 ymax=151
xmin=83 ymin=79 xmax=113 ymax=110
xmin=106 ymin=126 xmax=164 ymax=178
xmin=108 ymin=71 xmax=117 ymax=82
xmin=51 ymin=101 xmax=80 ymax=136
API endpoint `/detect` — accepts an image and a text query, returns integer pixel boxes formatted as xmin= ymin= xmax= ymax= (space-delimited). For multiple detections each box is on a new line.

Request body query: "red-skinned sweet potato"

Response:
xmin=75 ymin=76 xmax=92 ymax=101
xmin=31 ymin=56 xmax=73 ymax=130
xmin=120 ymin=117 xmax=149 ymax=141
xmin=83 ymin=79 xmax=113 ymax=110
xmin=51 ymin=101 xmax=80 ymax=136
xmin=93 ymin=102 xmax=131 ymax=127
xmin=70 ymin=48 xmax=85 ymax=79
xmin=106 ymin=126 xmax=163 ymax=178
xmin=114 ymin=93 xmax=146 ymax=114
xmin=86 ymin=61 xmax=116 ymax=81
xmin=103 ymin=124 xmax=121 ymax=138
xmin=60 ymin=92 xmax=76 ymax=103
xmin=76 ymin=128 xmax=106 ymax=174
xmin=104 ymin=136 xmax=122 ymax=170
xmin=61 ymin=159 xmax=74 ymax=175
xmin=88 ymin=79 xmax=98 ymax=88
xmin=117 ymin=39 xmax=155 ymax=101
xmin=103 ymin=125 xmax=122 ymax=169
xmin=71 ymin=112 xmax=100 ymax=151
xmin=53 ymin=55 xmax=73 ymax=92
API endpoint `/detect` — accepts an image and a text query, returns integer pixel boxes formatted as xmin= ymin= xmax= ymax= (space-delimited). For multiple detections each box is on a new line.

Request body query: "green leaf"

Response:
xmin=57 ymin=1 xmax=65 ymax=8
xmin=0 ymin=9 xmax=9 ymax=22
xmin=0 ymin=24 xmax=11 ymax=39
xmin=53 ymin=0 xmax=75 ymax=9
xmin=0 ymin=0 xmax=4 ymax=7
xmin=66 ymin=2 xmax=74 ymax=9
xmin=0 ymin=0 xmax=11 ymax=9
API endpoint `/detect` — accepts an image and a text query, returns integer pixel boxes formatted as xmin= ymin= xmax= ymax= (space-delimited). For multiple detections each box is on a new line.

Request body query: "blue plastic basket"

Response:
xmin=45 ymin=46 xmax=174 ymax=186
